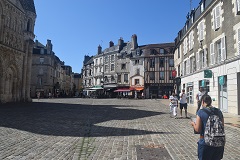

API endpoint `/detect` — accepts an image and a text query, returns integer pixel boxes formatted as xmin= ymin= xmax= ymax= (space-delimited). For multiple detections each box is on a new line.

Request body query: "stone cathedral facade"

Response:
xmin=0 ymin=0 xmax=36 ymax=103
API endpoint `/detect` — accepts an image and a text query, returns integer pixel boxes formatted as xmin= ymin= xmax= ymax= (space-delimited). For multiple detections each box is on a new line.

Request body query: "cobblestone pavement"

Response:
xmin=0 ymin=98 xmax=239 ymax=160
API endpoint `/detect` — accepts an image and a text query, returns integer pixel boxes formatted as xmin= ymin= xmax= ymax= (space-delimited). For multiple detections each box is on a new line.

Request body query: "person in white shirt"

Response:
xmin=169 ymin=93 xmax=178 ymax=118
xmin=196 ymin=87 xmax=206 ymax=113
xmin=179 ymin=89 xmax=188 ymax=118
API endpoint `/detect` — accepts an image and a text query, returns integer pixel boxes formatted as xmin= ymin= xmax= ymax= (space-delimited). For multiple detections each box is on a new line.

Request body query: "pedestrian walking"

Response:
xmin=191 ymin=95 xmax=225 ymax=160
xmin=169 ymin=93 xmax=178 ymax=118
xmin=37 ymin=92 xmax=40 ymax=101
xmin=179 ymin=89 xmax=188 ymax=118
xmin=196 ymin=87 xmax=206 ymax=113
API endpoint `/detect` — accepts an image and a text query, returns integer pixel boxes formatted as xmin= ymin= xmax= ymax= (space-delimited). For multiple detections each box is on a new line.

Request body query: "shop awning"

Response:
xmin=114 ymin=88 xmax=132 ymax=92
xmin=134 ymin=87 xmax=144 ymax=91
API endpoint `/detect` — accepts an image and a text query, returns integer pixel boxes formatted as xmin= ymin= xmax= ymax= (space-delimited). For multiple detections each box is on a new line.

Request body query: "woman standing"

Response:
xmin=191 ymin=95 xmax=225 ymax=160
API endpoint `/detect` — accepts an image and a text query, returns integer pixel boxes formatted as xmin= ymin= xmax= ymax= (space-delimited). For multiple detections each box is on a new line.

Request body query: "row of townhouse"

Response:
xmin=31 ymin=40 xmax=81 ymax=98
xmin=174 ymin=0 xmax=240 ymax=115
xmin=82 ymin=35 xmax=175 ymax=99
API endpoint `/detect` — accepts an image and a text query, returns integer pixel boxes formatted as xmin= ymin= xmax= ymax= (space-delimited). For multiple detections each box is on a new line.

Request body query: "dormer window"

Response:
xmin=201 ymin=2 xmax=205 ymax=13
xmin=160 ymin=49 xmax=164 ymax=54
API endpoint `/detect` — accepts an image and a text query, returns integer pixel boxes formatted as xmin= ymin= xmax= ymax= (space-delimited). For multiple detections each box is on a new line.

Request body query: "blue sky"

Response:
xmin=34 ymin=0 xmax=200 ymax=73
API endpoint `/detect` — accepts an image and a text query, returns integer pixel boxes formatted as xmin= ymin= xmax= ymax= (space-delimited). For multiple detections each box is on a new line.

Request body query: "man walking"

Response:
xmin=179 ymin=89 xmax=188 ymax=118
xmin=196 ymin=87 xmax=206 ymax=113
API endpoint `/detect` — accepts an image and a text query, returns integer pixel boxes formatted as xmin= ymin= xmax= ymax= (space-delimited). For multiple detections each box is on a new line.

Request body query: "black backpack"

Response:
xmin=202 ymin=108 xmax=225 ymax=147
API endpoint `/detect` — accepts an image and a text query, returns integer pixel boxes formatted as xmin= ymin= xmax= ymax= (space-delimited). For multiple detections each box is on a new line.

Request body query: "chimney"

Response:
xmin=109 ymin=41 xmax=114 ymax=47
xmin=118 ymin=37 xmax=124 ymax=46
xmin=98 ymin=45 xmax=102 ymax=55
xmin=46 ymin=39 xmax=53 ymax=54
xmin=131 ymin=34 xmax=138 ymax=50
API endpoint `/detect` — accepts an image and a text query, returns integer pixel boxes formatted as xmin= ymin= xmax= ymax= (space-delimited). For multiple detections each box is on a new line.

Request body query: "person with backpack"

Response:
xmin=190 ymin=95 xmax=225 ymax=160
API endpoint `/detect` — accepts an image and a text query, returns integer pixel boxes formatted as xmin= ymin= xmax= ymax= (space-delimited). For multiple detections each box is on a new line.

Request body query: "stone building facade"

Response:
xmin=0 ymin=0 xmax=36 ymax=103
xmin=174 ymin=0 xmax=240 ymax=115
xmin=31 ymin=40 xmax=74 ymax=98
xmin=82 ymin=35 xmax=174 ymax=98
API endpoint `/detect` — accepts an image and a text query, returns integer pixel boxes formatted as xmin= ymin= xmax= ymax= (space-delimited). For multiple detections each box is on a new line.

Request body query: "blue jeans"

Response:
xmin=198 ymin=139 xmax=224 ymax=160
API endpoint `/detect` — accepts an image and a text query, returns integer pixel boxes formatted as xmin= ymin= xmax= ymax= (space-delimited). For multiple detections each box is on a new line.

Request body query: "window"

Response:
xmin=39 ymin=68 xmax=43 ymax=75
xmin=135 ymin=59 xmax=139 ymax=65
xmin=40 ymin=48 xmax=44 ymax=54
xmin=150 ymin=49 xmax=156 ymax=55
xmin=111 ymin=55 xmax=114 ymax=62
xmin=169 ymin=71 xmax=174 ymax=80
xmin=105 ymin=65 xmax=108 ymax=72
xmin=111 ymin=64 xmax=114 ymax=71
xmin=160 ymin=49 xmax=164 ymax=54
xmin=40 ymin=57 xmax=44 ymax=64
xmin=38 ymin=78 xmax=42 ymax=86
xmin=178 ymin=46 xmax=180 ymax=58
xmin=89 ymin=69 xmax=92 ymax=76
xmin=111 ymin=76 xmax=115 ymax=81
xmin=238 ymin=28 xmax=240 ymax=55
xmin=183 ymin=61 xmax=187 ymax=75
xmin=136 ymin=68 xmax=140 ymax=75
xmin=99 ymin=67 xmax=102 ymax=72
xmin=100 ymin=58 xmax=102 ymax=64
xmin=198 ymin=21 xmax=204 ymax=41
xmin=178 ymin=65 xmax=181 ymax=76
xmin=159 ymin=72 xmax=164 ymax=80
xmin=184 ymin=38 xmax=188 ymax=55
xmin=89 ymin=79 xmax=92 ymax=85
xmin=104 ymin=76 xmax=108 ymax=82
xmin=237 ymin=0 xmax=240 ymax=14
xmin=150 ymin=72 xmax=155 ymax=80
xmin=159 ymin=58 xmax=164 ymax=67
xmin=190 ymin=56 xmax=195 ymax=73
xmin=150 ymin=59 xmax=155 ymax=68
xmin=95 ymin=59 xmax=98 ymax=65
xmin=197 ymin=49 xmax=207 ymax=70
xmin=118 ymin=75 xmax=121 ymax=82
xmin=169 ymin=58 xmax=174 ymax=67
xmin=213 ymin=4 xmax=221 ymax=30
xmin=135 ymin=79 xmax=140 ymax=85
xmin=124 ymin=74 xmax=128 ymax=83
xmin=121 ymin=64 xmax=126 ymax=70
xmin=105 ymin=56 xmax=108 ymax=63
xmin=210 ymin=37 xmax=226 ymax=65
xmin=189 ymin=31 xmax=194 ymax=50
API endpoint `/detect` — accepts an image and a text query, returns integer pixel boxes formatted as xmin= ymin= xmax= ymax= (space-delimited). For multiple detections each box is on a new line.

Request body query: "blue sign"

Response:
xmin=201 ymin=80 xmax=205 ymax=87
xmin=219 ymin=76 xmax=225 ymax=85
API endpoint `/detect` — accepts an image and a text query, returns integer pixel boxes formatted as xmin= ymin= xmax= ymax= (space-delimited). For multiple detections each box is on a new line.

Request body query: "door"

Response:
xmin=219 ymin=75 xmax=228 ymax=112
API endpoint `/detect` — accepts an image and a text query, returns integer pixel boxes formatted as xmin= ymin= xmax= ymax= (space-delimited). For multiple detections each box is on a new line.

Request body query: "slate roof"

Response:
xmin=19 ymin=0 xmax=36 ymax=13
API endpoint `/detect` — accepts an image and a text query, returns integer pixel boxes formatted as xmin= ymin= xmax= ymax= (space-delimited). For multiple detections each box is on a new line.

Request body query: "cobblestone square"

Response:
xmin=0 ymin=98 xmax=239 ymax=160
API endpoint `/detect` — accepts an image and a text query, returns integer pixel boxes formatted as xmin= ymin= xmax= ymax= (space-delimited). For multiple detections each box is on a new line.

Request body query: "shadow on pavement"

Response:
xmin=0 ymin=102 xmax=169 ymax=137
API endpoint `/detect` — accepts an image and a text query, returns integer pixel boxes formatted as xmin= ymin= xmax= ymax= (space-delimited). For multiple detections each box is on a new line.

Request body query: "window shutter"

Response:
xmin=215 ymin=5 xmax=221 ymax=30
xmin=221 ymin=37 xmax=226 ymax=61
xmin=182 ymin=62 xmax=185 ymax=76
xmin=200 ymin=22 xmax=204 ymax=41
xmin=210 ymin=43 xmax=215 ymax=65
xmin=238 ymin=28 xmax=240 ymax=55
xmin=187 ymin=59 xmax=190 ymax=74
xmin=196 ymin=52 xmax=200 ymax=70
xmin=237 ymin=0 xmax=240 ymax=14
xmin=204 ymin=48 xmax=208 ymax=68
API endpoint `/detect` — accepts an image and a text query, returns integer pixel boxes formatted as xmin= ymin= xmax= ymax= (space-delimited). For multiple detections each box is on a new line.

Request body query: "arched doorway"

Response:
xmin=5 ymin=66 xmax=18 ymax=102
